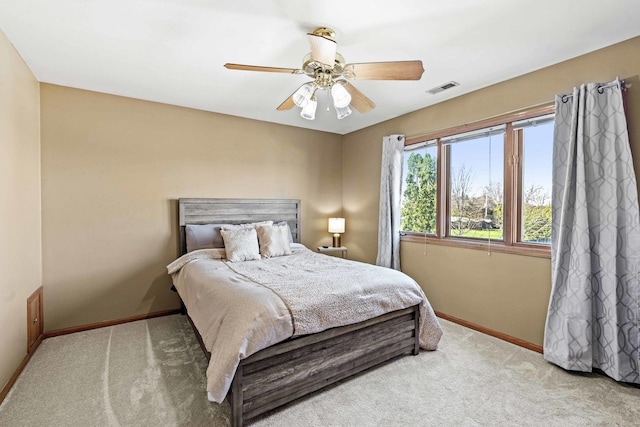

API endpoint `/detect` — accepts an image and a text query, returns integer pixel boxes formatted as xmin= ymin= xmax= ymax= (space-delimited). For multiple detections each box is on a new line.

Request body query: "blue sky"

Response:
xmin=449 ymin=134 xmax=504 ymax=197
xmin=522 ymin=123 xmax=554 ymax=197
xmin=402 ymin=121 xmax=554 ymax=202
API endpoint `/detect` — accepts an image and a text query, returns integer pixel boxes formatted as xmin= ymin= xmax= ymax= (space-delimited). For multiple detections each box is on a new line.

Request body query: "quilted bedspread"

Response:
xmin=168 ymin=244 xmax=442 ymax=402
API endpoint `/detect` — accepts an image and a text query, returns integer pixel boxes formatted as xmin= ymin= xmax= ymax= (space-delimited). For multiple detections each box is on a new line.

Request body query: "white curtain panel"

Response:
xmin=544 ymin=80 xmax=640 ymax=384
xmin=376 ymin=134 xmax=405 ymax=270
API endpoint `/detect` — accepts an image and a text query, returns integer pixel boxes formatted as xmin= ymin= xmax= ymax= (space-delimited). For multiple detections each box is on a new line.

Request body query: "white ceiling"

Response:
xmin=1 ymin=0 xmax=639 ymax=135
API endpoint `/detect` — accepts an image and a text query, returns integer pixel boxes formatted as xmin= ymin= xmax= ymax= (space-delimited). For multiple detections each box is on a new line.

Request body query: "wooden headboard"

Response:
xmin=178 ymin=198 xmax=301 ymax=255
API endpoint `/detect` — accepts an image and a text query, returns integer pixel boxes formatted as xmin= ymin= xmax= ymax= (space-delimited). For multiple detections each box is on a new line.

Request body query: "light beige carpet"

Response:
xmin=1 ymin=315 xmax=639 ymax=426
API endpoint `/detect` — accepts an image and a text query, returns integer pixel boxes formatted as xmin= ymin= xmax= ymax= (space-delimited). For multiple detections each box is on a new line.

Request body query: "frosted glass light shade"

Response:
xmin=335 ymin=105 xmax=352 ymax=119
xmin=293 ymin=83 xmax=315 ymax=108
xmin=328 ymin=217 xmax=345 ymax=233
xmin=300 ymin=97 xmax=317 ymax=120
xmin=331 ymin=83 xmax=351 ymax=108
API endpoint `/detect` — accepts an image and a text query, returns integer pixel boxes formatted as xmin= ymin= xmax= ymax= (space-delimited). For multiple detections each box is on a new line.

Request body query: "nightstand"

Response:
xmin=317 ymin=246 xmax=347 ymax=258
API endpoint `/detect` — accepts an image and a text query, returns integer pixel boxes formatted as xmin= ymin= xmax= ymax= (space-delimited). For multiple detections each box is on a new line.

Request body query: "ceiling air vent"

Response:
xmin=426 ymin=81 xmax=460 ymax=95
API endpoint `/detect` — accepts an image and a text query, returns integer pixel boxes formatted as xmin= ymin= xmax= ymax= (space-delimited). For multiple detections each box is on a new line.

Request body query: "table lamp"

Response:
xmin=328 ymin=218 xmax=345 ymax=247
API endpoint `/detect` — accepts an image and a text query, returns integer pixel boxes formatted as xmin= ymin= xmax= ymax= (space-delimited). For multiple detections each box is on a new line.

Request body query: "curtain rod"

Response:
xmin=560 ymin=79 xmax=629 ymax=103
xmin=406 ymin=78 xmax=631 ymax=142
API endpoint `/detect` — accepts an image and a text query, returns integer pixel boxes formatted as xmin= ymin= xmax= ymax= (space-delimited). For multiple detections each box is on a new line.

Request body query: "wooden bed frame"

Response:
xmin=176 ymin=198 xmax=420 ymax=426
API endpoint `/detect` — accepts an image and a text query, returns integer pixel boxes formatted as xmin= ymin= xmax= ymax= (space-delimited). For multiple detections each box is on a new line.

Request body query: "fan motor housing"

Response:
xmin=302 ymin=52 xmax=345 ymax=81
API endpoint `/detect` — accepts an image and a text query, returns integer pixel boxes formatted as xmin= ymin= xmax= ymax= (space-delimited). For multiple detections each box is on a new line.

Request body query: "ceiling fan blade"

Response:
xmin=340 ymin=81 xmax=376 ymax=113
xmin=224 ymin=63 xmax=302 ymax=74
xmin=276 ymin=93 xmax=296 ymax=111
xmin=343 ymin=60 xmax=425 ymax=80
xmin=307 ymin=32 xmax=337 ymax=67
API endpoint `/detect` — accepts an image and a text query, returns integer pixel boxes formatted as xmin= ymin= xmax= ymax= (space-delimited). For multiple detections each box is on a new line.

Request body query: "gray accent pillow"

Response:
xmin=185 ymin=224 xmax=227 ymax=252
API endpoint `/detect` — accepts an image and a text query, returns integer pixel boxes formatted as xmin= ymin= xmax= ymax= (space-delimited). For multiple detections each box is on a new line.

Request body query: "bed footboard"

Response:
xmin=229 ymin=304 xmax=420 ymax=426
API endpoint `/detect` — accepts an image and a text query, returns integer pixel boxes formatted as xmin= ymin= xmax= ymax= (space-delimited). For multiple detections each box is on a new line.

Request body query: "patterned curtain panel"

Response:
xmin=544 ymin=80 xmax=640 ymax=384
xmin=376 ymin=134 xmax=405 ymax=270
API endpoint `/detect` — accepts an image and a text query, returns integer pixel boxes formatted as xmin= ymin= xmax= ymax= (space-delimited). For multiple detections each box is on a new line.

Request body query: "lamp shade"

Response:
xmin=335 ymin=105 xmax=352 ymax=120
xmin=328 ymin=217 xmax=345 ymax=234
xmin=300 ymin=96 xmax=317 ymax=120
xmin=293 ymin=83 xmax=315 ymax=108
xmin=331 ymin=83 xmax=351 ymax=108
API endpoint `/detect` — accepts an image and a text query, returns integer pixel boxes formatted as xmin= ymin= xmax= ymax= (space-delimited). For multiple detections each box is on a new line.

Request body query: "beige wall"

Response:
xmin=5 ymin=31 xmax=640 ymax=391
xmin=343 ymin=36 xmax=640 ymax=346
xmin=40 ymin=85 xmax=343 ymax=331
xmin=0 ymin=31 xmax=41 ymax=392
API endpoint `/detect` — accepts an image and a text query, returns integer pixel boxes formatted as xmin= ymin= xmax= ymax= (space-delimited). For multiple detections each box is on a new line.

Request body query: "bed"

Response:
xmin=169 ymin=198 xmax=442 ymax=426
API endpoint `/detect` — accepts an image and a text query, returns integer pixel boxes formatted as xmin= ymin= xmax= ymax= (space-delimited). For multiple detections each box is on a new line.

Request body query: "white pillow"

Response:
xmin=220 ymin=228 xmax=261 ymax=262
xmin=274 ymin=221 xmax=294 ymax=243
xmin=222 ymin=220 xmax=273 ymax=231
xmin=256 ymin=224 xmax=292 ymax=258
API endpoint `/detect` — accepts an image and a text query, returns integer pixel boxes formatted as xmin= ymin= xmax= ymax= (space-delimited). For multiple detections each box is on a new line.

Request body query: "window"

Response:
xmin=515 ymin=115 xmax=554 ymax=245
xmin=444 ymin=126 xmax=505 ymax=240
xmin=400 ymin=105 xmax=554 ymax=257
xmin=401 ymin=141 xmax=437 ymax=235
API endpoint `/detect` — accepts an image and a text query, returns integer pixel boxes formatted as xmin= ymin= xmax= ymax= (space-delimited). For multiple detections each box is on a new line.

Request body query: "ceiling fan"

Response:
xmin=224 ymin=27 xmax=425 ymax=120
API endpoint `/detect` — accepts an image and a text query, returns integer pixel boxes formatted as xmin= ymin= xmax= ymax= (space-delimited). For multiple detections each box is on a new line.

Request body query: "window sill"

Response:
xmin=400 ymin=233 xmax=551 ymax=258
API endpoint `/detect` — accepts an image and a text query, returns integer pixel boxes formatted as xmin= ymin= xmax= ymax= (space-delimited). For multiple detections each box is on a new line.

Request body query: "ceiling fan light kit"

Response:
xmin=224 ymin=27 xmax=425 ymax=121
xmin=293 ymin=82 xmax=316 ymax=108
xmin=335 ymin=105 xmax=352 ymax=120
xmin=331 ymin=83 xmax=351 ymax=108
xmin=300 ymin=96 xmax=318 ymax=120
